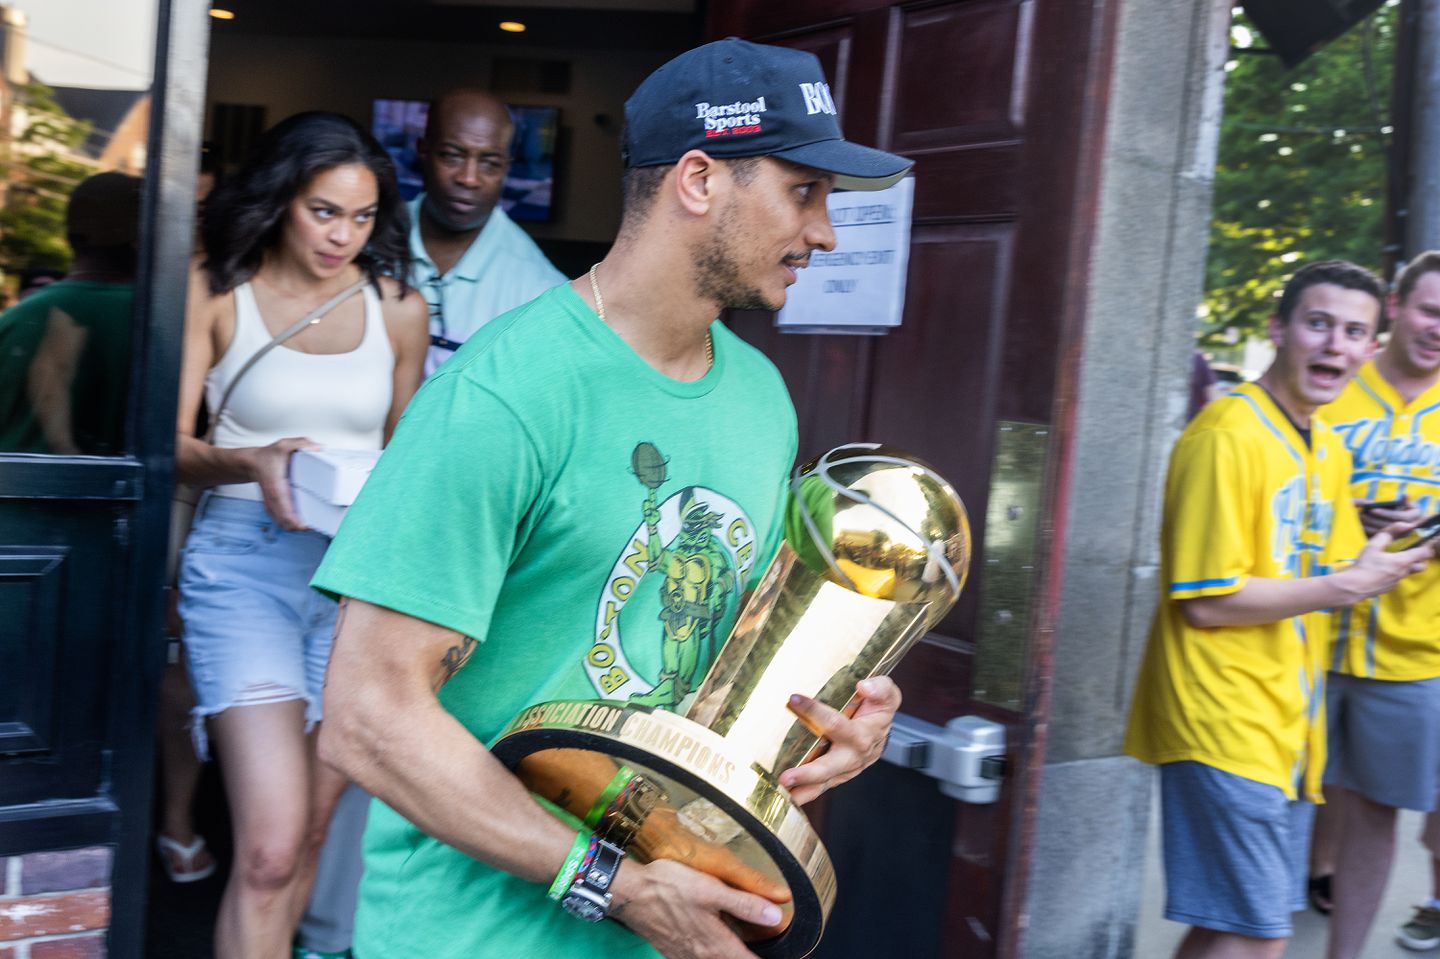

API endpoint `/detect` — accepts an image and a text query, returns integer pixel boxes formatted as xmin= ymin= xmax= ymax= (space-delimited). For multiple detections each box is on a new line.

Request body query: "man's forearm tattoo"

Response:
xmin=441 ymin=636 xmax=478 ymax=679
xmin=333 ymin=597 xmax=350 ymax=640
xmin=325 ymin=599 xmax=350 ymax=691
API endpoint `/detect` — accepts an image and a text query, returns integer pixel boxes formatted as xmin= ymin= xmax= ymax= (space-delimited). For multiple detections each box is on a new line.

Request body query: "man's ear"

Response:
xmin=1267 ymin=313 xmax=1286 ymax=350
xmin=672 ymin=149 xmax=721 ymax=216
xmin=415 ymin=137 xmax=430 ymax=163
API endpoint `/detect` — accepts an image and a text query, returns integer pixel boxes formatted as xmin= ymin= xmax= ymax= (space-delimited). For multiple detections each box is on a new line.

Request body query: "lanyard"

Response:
xmin=424 ymin=273 xmax=461 ymax=353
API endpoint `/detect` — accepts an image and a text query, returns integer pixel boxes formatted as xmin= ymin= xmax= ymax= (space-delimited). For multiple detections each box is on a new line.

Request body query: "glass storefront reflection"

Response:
xmin=0 ymin=0 xmax=156 ymax=455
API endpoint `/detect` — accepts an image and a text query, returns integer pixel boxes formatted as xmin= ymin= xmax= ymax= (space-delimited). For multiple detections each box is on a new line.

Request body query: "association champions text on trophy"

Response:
xmin=492 ymin=442 xmax=972 ymax=957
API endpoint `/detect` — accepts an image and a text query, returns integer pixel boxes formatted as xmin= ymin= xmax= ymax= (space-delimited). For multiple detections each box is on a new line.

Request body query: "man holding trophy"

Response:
xmin=313 ymin=39 xmax=918 ymax=959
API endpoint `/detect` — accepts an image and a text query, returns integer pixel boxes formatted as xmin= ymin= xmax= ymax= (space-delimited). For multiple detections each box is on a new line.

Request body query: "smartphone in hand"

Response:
xmin=1363 ymin=498 xmax=1406 ymax=514
xmin=1385 ymin=513 xmax=1440 ymax=553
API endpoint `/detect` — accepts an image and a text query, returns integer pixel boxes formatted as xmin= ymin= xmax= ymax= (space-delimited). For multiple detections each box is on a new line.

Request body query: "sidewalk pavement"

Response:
xmin=1135 ymin=799 xmax=1436 ymax=958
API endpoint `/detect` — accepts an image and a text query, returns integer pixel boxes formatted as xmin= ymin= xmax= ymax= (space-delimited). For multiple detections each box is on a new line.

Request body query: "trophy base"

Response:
xmin=492 ymin=699 xmax=835 ymax=959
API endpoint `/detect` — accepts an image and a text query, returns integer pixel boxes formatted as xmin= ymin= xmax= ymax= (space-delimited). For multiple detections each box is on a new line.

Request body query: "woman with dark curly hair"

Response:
xmin=174 ymin=111 xmax=426 ymax=957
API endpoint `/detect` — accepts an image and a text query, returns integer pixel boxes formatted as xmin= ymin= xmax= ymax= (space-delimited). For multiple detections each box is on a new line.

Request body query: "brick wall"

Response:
xmin=0 ymin=847 xmax=111 ymax=958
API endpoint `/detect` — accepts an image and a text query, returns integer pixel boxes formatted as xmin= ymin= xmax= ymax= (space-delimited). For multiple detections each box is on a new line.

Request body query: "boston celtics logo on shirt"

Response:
xmin=585 ymin=442 xmax=759 ymax=707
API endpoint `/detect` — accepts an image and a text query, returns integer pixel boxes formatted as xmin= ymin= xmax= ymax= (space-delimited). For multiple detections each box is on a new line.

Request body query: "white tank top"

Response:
xmin=206 ymin=281 xmax=394 ymax=500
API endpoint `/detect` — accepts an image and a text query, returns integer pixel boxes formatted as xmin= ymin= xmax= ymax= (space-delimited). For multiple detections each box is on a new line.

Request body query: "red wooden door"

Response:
xmin=709 ymin=2 xmax=1117 ymax=956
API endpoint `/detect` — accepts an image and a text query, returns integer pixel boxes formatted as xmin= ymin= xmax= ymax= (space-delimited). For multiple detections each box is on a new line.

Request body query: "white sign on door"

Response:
xmin=776 ymin=176 xmax=914 ymax=335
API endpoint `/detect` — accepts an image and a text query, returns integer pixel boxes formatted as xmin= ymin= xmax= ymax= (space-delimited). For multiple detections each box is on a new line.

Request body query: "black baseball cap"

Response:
xmin=623 ymin=38 xmax=913 ymax=192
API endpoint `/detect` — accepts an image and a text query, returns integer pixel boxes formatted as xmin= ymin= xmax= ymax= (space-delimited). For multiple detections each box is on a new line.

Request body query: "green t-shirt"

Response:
xmin=312 ymin=284 xmax=798 ymax=958
xmin=0 ymin=280 xmax=133 ymax=455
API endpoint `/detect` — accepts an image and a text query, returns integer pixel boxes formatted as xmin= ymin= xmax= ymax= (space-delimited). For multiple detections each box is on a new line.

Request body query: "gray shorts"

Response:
xmin=1324 ymin=671 xmax=1440 ymax=811
xmin=1159 ymin=762 xmax=1313 ymax=939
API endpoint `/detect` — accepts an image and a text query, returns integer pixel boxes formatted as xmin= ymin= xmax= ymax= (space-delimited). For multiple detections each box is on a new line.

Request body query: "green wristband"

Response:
xmin=584 ymin=765 xmax=635 ymax=828
xmin=548 ymin=830 xmax=592 ymax=901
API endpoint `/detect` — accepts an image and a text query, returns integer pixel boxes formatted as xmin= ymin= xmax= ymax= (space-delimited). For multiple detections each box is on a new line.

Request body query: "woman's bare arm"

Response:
xmin=379 ymin=278 xmax=429 ymax=443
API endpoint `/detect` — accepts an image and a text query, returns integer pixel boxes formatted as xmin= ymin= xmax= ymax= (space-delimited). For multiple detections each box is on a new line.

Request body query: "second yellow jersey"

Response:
xmin=1124 ymin=383 xmax=1365 ymax=801
xmin=1326 ymin=361 xmax=1440 ymax=680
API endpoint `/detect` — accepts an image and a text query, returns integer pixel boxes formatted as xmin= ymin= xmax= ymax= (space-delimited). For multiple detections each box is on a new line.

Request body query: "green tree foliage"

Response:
xmin=1203 ymin=3 xmax=1397 ymax=343
xmin=0 ymin=83 xmax=95 ymax=275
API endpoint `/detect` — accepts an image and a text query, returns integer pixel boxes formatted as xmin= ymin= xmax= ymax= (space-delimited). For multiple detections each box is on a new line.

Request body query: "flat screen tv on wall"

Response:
xmin=372 ymin=99 xmax=559 ymax=223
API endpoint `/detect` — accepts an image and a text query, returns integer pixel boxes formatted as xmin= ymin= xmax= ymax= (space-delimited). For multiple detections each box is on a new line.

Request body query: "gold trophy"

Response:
xmin=492 ymin=443 xmax=971 ymax=957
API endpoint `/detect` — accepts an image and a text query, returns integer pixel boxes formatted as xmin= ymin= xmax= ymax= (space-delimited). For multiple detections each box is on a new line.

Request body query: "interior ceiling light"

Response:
xmin=499 ymin=20 xmax=526 ymax=33
xmin=209 ymin=7 xmax=236 ymax=19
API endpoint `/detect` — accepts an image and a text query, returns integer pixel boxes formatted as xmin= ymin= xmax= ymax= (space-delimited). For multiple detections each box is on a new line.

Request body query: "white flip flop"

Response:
xmin=156 ymin=833 xmax=216 ymax=883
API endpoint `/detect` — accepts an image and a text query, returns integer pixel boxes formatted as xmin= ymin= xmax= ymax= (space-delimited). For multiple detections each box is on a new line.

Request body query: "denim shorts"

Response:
xmin=1159 ymin=761 xmax=1313 ymax=939
xmin=1324 ymin=671 xmax=1440 ymax=811
xmin=177 ymin=493 xmax=337 ymax=758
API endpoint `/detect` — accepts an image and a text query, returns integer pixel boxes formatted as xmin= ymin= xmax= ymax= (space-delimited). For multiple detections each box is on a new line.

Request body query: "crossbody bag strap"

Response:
xmin=203 ymin=278 xmax=370 ymax=442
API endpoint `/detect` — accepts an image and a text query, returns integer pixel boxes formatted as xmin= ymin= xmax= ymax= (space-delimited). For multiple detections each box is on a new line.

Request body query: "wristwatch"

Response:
xmin=560 ymin=837 xmax=626 ymax=922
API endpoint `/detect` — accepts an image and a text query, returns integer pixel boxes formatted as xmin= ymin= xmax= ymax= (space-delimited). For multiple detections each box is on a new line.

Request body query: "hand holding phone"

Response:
xmin=1358 ymin=498 xmax=1420 ymax=536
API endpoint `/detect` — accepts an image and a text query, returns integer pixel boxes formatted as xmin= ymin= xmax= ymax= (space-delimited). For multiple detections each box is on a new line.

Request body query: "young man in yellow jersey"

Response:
xmin=1315 ymin=252 xmax=1440 ymax=958
xmin=1125 ymin=260 xmax=1435 ymax=959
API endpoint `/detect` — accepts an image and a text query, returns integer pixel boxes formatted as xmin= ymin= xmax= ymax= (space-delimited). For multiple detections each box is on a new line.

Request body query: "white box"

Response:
xmin=289 ymin=448 xmax=382 ymax=537
xmin=292 ymin=485 xmax=348 ymax=537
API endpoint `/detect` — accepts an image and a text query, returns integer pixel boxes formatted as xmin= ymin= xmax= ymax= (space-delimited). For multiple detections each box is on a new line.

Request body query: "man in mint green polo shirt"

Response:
xmin=314 ymin=39 xmax=912 ymax=959
xmin=409 ymin=88 xmax=565 ymax=377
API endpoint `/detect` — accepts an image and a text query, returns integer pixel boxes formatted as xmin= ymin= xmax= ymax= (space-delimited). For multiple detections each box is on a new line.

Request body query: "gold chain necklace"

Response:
xmin=588 ymin=263 xmax=713 ymax=372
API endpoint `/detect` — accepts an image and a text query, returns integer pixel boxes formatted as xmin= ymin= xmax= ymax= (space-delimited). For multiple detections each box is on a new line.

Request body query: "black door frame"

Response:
xmin=109 ymin=0 xmax=211 ymax=952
